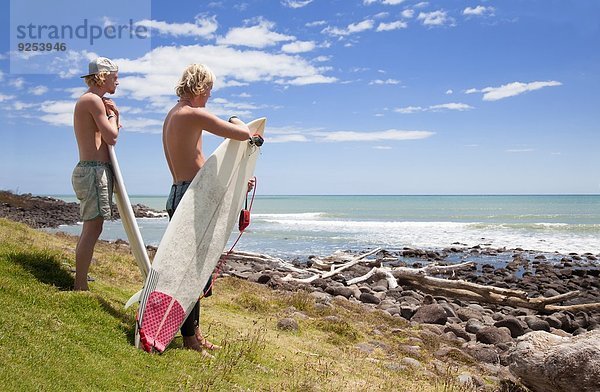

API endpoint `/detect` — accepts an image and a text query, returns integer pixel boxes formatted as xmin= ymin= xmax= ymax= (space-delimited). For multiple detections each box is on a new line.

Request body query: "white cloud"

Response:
xmin=0 ymin=94 xmax=15 ymax=102
xmin=369 ymin=79 xmax=401 ymax=85
xmin=135 ymin=15 xmax=217 ymax=38
xmin=281 ymin=0 xmax=313 ymax=8
xmin=395 ymin=102 xmax=473 ymax=113
xmin=313 ymin=129 xmax=434 ymax=142
xmin=313 ymin=55 xmax=331 ymax=62
xmin=429 ymin=103 xmax=473 ymax=111
xmin=281 ymin=40 xmax=316 ymax=53
xmin=102 ymin=16 xmax=116 ymax=28
xmin=64 ymin=87 xmax=88 ymax=98
xmin=39 ymin=100 xmax=75 ymax=127
xmin=282 ymin=75 xmax=338 ymax=85
xmin=395 ymin=106 xmax=423 ymax=114
xmin=322 ymin=19 xmax=375 ymax=36
xmin=306 ymin=20 xmax=326 ymax=27
xmin=12 ymin=101 xmax=36 ymax=111
xmin=112 ymin=44 xmax=337 ymax=104
xmin=445 ymin=89 xmax=453 ymax=95
xmin=121 ymin=117 xmax=164 ymax=133
xmin=217 ymin=19 xmax=295 ymax=48
xmin=418 ymin=10 xmax=453 ymax=27
xmin=402 ymin=9 xmax=415 ymax=18
xmin=270 ymin=134 xmax=309 ymax=143
xmin=364 ymin=0 xmax=406 ymax=5
xmin=9 ymin=78 xmax=25 ymax=89
xmin=468 ymin=81 xmax=562 ymax=101
xmin=47 ymin=50 xmax=98 ymax=78
xmin=29 ymin=85 xmax=49 ymax=96
xmin=376 ymin=20 xmax=408 ymax=31
xmin=373 ymin=145 xmax=392 ymax=150
xmin=463 ymin=6 xmax=495 ymax=17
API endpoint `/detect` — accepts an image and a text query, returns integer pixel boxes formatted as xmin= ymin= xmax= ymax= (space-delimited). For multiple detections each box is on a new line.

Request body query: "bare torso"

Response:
xmin=163 ymin=103 xmax=207 ymax=183
xmin=73 ymin=92 xmax=110 ymax=162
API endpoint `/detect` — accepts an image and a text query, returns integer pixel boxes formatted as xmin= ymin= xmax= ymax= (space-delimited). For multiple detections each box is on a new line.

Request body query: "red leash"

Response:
xmin=198 ymin=176 xmax=257 ymax=300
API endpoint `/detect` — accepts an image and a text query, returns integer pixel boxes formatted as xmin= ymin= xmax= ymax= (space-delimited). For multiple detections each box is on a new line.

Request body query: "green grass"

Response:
xmin=0 ymin=218 xmax=494 ymax=391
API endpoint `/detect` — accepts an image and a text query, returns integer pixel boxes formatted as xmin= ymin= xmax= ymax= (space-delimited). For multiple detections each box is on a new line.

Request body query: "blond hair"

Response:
xmin=175 ymin=64 xmax=215 ymax=98
xmin=83 ymin=71 xmax=112 ymax=88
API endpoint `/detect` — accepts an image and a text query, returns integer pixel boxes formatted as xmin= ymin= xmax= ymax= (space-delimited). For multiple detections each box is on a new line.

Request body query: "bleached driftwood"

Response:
xmin=392 ymin=268 xmax=600 ymax=312
xmin=281 ymin=248 xmax=382 ymax=284
xmin=346 ymin=261 xmax=477 ymax=289
xmin=230 ymin=249 xmax=600 ymax=313
xmin=346 ymin=266 xmax=398 ymax=289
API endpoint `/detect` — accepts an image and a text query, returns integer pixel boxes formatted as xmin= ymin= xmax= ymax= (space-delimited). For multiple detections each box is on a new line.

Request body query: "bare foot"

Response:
xmin=182 ymin=336 xmax=214 ymax=358
xmin=195 ymin=328 xmax=221 ymax=351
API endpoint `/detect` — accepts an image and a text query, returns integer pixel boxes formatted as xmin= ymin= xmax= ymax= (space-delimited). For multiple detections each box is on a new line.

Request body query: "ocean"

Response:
xmin=49 ymin=195 xmax=600 ymax=258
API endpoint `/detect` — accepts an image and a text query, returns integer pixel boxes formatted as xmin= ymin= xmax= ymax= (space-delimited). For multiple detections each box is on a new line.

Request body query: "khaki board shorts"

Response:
xmin=71 ymin=161 xmax=114 ymax=221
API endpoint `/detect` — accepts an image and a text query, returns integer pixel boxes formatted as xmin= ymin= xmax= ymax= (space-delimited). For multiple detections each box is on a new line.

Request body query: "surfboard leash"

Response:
xmin=198 ymin=176 xmax=258 ymax=300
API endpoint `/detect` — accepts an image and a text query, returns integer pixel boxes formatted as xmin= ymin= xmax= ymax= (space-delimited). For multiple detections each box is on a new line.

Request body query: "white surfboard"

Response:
xmin=109 ymin=146 xmax=151 ymax=279
xmin=135 ymin=117 xmax=266 ymax=352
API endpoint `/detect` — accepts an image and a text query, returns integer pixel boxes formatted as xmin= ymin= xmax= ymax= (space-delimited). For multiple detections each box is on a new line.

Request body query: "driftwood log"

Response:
xmin=232 ymin=249 xmax=600 ymax=314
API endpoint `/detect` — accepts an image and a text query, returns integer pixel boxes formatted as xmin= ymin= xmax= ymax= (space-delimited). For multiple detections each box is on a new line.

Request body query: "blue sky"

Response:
xmin=1 ymin=0 xmax=599 ymax=195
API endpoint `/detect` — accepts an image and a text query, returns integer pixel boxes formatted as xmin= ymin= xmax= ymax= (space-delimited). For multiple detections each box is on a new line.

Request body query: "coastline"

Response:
xmin=2 ymin=190 xmax=599 ymax=390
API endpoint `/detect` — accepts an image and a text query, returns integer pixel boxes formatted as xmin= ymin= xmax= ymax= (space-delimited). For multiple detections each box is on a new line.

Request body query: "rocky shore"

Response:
xmin=3 ymin=190 xmax=598 ymax=390
xmin=0 ymin=190 xmax=162 ymax=228
xmin=220 ymin=247 xmax=600 ymax=391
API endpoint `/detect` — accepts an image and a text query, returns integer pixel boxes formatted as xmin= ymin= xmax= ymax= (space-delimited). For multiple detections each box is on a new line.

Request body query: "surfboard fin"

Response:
xmin=125 ymin=289 xmax=143 ymax=309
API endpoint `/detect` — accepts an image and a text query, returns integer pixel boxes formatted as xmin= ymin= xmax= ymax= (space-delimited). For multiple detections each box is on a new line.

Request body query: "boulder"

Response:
xmin=508 ymin=330 xmax=600 ymax=392
xmin=494 ymin=317 xmax=527 ymax=338
xmin=411 ymin=304 xmax=448 ymax=325
xmin=359 ymin=292 xmax=381 ymax=305
xmin=476 ymin=326 xmax=513 ymax=345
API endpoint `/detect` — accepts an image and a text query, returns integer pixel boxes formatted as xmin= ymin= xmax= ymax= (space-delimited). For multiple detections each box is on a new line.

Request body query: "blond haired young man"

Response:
xmin=72 ymin=57 xmax=120 ymax=291
xmin=163 ymin=63 xmax=252 ymax=355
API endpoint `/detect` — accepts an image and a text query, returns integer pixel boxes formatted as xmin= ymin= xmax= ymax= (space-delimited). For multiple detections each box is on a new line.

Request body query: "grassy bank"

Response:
xmin=0 ymin=218 xmax=490 ymax=391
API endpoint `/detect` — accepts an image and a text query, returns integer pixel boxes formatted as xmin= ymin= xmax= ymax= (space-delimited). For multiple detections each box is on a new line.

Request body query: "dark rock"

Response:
xmin=465 ymin=343 xmax=500 ymax=364
xmin=476 ymin=326 xmax=513 ymax=345
xmin=465 ymin=319 xmax=485 ymax=334
xmin=523 ymin=316 xmax=551 ymax=332
xmin=439 ymin=303 xmax=458 ymax=318
xmin=544 ymin=316 xmax=562 ymax=329
xmin=411 ymin=304 xmax=448 ymax=325
xmin=494 ymin=317 xmax=526 ymax=338
xmin=456 ymin=307 xmax=485 ymax=322
xmin=331 ymin=286 xmax=354 ymax=299
xmin=311 ymin=278 xmax=328 ymax=289
xmin=359 ymin=292 xmax=381 ymax=305
xmin=444 ymin=324 xmax=471 ymax=341
xmin=400 ymin=305 xmax=418 ymax=320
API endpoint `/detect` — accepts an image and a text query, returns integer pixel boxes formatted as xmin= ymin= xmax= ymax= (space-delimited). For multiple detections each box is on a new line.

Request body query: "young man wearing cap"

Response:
xmin=71 ymin=57 xmax=120 ymax=291
xmin=163 ymin=63 xmax=253 ymax=356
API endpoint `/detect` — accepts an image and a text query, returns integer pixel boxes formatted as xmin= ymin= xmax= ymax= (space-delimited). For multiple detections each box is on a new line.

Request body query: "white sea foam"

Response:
xmin=252 ymin=212 xmax=327 ymax=220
